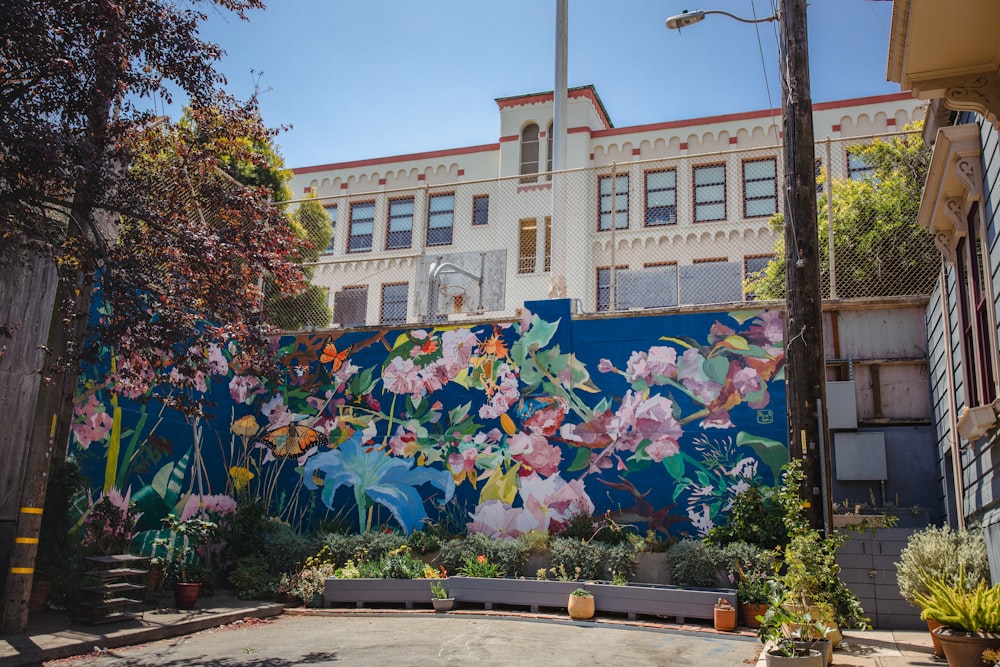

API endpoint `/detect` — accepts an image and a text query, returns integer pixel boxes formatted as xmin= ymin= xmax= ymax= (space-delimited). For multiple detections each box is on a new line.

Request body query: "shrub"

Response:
xmin=229 ymin=554 xmax=275 ymax=600
xmin=895 ymin=525 xmax=990 ymax=607
xmin=354 ymin=530 xmax=407 ymax=563
xmin=317 ymin=532 xmax=358 ymax=566
xmin=669 ymin=539 xmax=725 ymax=587
xmin=262 ymin=521 xmax=314 ymax=575
xmin=438 ymin=534 xmax=527 ymax=577
xmin=516 ymin=530 xmax=551 ymax=556
xmin=549 ymin=538 xmax=606 ymax=581
xmin=705 ymin=484 xmax=788 ymax=549
xmin=379 ymin=546 xmax=426 ymax=579
xmin=605 ymin=543 xmax=638 ymax=583
xmin=407 ymin=529 xmax=441 ymax=555
xmin=277 ymin=547 xmax=337 ymax=605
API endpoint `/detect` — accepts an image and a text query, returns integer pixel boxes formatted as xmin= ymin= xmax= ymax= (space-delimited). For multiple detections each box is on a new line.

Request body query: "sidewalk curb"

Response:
xmin=0 ymin=603 xmax=286 ymax=667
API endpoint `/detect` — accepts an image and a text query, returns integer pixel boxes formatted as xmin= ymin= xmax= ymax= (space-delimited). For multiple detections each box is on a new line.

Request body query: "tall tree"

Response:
xmin=0 ymin=0 xmax=303 ymax=631
xmin=266 ymin=196 xmax=333 ymax=330
xmin=746 ymin=126 xmax=936 ymax=300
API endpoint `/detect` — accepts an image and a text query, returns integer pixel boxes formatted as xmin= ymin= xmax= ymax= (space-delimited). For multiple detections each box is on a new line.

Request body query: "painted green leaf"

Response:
xmin=736 ymin=431 xmax=788 ymax=478
xmin=520 ymin=315 xmax=559 ymax=352
xmin=663 ymin=453 xmax=686 ymax=482
xmin=448 ymin=401 xmax=472 ymax=426
xmin=704 ymin=355 xmax=731 ymax=385
xmin=567 ymin=446 xmax=592 ymax=472
xmin=659 ymin=335 xmax=699 ymax=349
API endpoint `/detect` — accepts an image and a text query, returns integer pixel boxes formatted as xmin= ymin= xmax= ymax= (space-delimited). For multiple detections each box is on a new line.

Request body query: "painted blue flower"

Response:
xmin=303 ymin=433 xmax=455 ymax=535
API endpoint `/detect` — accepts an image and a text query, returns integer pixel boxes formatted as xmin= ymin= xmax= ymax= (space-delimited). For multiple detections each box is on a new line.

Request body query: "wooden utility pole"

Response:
xmin=780 ymin=0 xmax=829 ymax=531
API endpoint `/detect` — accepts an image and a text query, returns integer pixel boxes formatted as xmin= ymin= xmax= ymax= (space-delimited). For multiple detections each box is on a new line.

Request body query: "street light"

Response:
xmin=665 ymin=0 xmax=830 ymax=533
xmin=665 ymin=9 xmax=777 ymax=30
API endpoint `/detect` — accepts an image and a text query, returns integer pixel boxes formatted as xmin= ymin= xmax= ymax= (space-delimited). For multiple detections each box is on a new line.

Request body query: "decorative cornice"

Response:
xmin=917 ymin=124 xmax=984 ymax=265
xmin=942 ymin=73 xmax=1000 ymax=128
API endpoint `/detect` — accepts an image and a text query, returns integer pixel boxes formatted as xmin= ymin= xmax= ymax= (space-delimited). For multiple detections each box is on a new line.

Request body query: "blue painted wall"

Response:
xmin=69 ymin=300 xmax=788 ymax=544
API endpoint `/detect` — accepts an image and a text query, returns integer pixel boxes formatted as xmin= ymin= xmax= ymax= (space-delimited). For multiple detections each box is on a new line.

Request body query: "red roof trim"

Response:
xmin=496 ymin=86 xmax=612 ymax=130
xmin=592 ymin=92 xmax=914 ymax=139
xmin=293 ymin=143 xmax=499 ymax=174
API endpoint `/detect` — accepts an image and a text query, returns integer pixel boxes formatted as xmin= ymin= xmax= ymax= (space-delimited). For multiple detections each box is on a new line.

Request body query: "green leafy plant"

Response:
xmin=407 ymin=529 xmax=442 ymax=555
xmin=571 ymin=587 xmax=593 ymax=597
xmin=913 ymin=569 xmax=1000 ymax=634
xmin=668 ymin=539 xmax=725 ymax=587
xmin=550 ymin=537 xmax=606 ymax=581
xmin=895 ymin=525 xmax=990 ymax=608
xmin=154 ymin=514 xmax=218 ymax=583
xmin=430 ymin=581 xmax=449 ymax=599
xmin=84 ymin=494 xmax=139 ymax=556
xmin=756 ymin=590 xmax=835 ymax=658
xmin=705 ymin=484 xmax=788 ymax=549
xmin=605 ymin=543 xmax=637 ymax=584
xmin=378 ymin=545 xmax=426 ymax=579
xmin=277 ymin=547 xmax=337 ymax=606
xmin=229 ymin=554 xmax=274 ymax=600
xmin=459 ymin=554 xmax=501 ymax=578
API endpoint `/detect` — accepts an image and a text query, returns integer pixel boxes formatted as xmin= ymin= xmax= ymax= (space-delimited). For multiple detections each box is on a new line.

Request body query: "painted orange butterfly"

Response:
xmin=257 ymin=423 xmax=328 ymax=458
xmin=320 ymin=339 xmax=351 ymax=371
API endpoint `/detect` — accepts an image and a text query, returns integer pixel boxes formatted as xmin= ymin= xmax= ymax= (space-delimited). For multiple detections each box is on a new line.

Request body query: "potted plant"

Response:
xmin=155 ymin=514 xmax=218 ymax=610
xmin=430 ymin=580 xmax=454 ymax=612
xmin=913 ymin=570 xmax=1000 ymax=667
xmin=895 ymin=526 xmax=991 ymax=658
xmin=733 ymin=561 xmax=774 ymax=629
xmin=757 ymin=597 xmax=830 ymax=666
xmin=568 ymin=587 xmax=595 ymax=620
xmin=714 ymin=597 xmax=737 ymax=631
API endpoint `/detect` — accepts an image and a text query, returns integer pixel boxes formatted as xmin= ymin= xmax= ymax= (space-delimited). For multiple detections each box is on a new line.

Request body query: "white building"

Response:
xmin=288 ymin=87 xmax=924 ymax=329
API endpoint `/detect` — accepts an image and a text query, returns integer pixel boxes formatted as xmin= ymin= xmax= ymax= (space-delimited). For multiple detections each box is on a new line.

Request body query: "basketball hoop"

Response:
xmin=438 ymin=283 xmax=467 ymax=298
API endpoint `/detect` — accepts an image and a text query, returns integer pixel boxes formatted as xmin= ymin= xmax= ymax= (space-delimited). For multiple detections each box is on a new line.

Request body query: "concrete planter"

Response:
xmin=447 ymin=576 xmax=577 ymax=611
xmin=634 ymin=552 xmax=671 ymax=585
xmin=324 ymin=578 xmax=438 ymax=609
xmin=587 ymin=581 xmax=736 ymax=623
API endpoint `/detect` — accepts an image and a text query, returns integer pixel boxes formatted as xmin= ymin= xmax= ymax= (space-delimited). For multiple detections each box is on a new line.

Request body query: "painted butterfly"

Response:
xmin=258 ymin=423 xmax=329 ymax=458
xmin=320 ymin=339 xmax=351 ymax=371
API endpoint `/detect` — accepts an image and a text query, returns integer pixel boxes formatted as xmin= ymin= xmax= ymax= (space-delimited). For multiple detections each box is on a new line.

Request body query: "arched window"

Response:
xmin=520 ymin=123 xmax=539 ymax=183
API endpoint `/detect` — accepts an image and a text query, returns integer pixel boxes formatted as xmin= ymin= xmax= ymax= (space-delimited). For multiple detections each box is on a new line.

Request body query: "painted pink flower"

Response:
xmin=677 ymin=348 xmax=723 ymax=404
xmin=179 ymin=494 xmax=238 ymax=522
xmin=447 ymin=447 xmax=478 ymax=480
xmin=440 ymin=328 xmax=479 ymax=369
xmin=610 ymin=391 xmax=683 ymax=460
xmin=72 ymin=394 xmax=114 ymax=448
xmin=206 ymin=344 xmax=229 ymax=376
xmin=261 ymin=394 xmax=292 ymax=428
xmin=519 ymin=473 xmax=595 ymax=533
xmin=508 ymin=432 xmax=562 ymax=477
xmin=645 ymin=346 xmax=679 ymax=380
xmin=229 ymin=375 xmax=263 ymax=404
xmin=382 ymin=356 xmax=424 ymax=397
xmin=389 ymin=426 xmax=419 ymax=457
xmin=522 ymin=397 xmax=568 ymax=437
xmin=467 ymin=500 xmax=532 ymax=538
xmin=597 ymin=358 xmax=615 ymax=374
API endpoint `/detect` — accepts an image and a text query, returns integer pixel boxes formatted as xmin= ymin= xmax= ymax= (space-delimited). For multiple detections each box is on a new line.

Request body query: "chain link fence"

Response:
xmin=272 ymin=129 xmax=937 ymax=332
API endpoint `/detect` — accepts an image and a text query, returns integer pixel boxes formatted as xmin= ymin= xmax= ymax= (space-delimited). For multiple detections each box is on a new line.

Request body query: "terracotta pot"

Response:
xmin=926 ymin=618 xmax=945 ymax=658
xmin=567 ymin=594 xmax=595 ymax=620
xmin=933 ymin=627 xmax=1000 ymax=667
xmin=29 ymin=579 xmax=51 ymax=613
xmin=739 ymin=602 xmax=768 ymax=629
xmin=174 ymin=582 xmax=201 ymax=610
xmin=714 ymin=605 xmax=737 ymax=631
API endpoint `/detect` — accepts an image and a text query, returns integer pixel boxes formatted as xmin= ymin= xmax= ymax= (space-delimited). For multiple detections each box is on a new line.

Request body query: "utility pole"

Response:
xmin=779 ymin=0 xmax=829 ymax=531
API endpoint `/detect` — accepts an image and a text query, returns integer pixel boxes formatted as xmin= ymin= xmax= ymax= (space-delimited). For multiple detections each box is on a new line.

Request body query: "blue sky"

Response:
xmin=180 ymin=0 xmax=902 ymax=170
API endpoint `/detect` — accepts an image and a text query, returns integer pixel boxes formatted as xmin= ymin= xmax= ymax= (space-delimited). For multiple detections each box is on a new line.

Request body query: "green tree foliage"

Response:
xmin=746 ymin=126 xmax=937 ymax=300
xmin=265 ymin=196 xmax=333 ymax=330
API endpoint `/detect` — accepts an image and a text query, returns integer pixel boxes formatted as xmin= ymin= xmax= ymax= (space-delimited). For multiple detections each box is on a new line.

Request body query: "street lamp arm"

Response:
xmin=665 ymin=9 xmax=778 ymax=30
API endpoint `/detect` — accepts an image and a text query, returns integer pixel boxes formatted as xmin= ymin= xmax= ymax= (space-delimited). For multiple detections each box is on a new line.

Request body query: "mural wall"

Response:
xmin=69 ymin=299 xmax=788 ymax=543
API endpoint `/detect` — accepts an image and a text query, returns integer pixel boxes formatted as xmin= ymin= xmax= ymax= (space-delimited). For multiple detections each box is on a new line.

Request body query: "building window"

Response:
xmin=386 ymin=197 xmax=414 ymax=250
xmin=598 ymin=174 xmax=629 ymax=230
xmin=427 ymin=193 xmax=454 ymax=246
xmin=380 ymin=283 xmax=408 ymax=325
xmin=544 ymin=216 xmax=552 ymax=273
xmin=333 ymin=285 xmax=368 ymax=327
xmin=520 ymin=123 xmax=539 ymax=184
xmin=348 ymin=201 xmax=375 ymax=253
xmin=472 ymin=195 xmax=489 ymax=225
xmin=645 ymin=169 xmax=676 ymax=226
xmin=518 ymin=218 xmax=537 ymax=274
xmin=694 ymin=164 xmax=726 ymax=222
xmin=743 ymin=158 xmax=777 ymax=218
xmin=956 ymin=202 xmax=997 ymax=407
xmin=847 ymin=150 xmax=874 ymax=181
xmin=323 ymin=204 xmax=337 ymax=253
xmin=744 ymin=254 xmax=774 ymax=301
xmin=596 ymin=265 xmax=627 ymax=312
